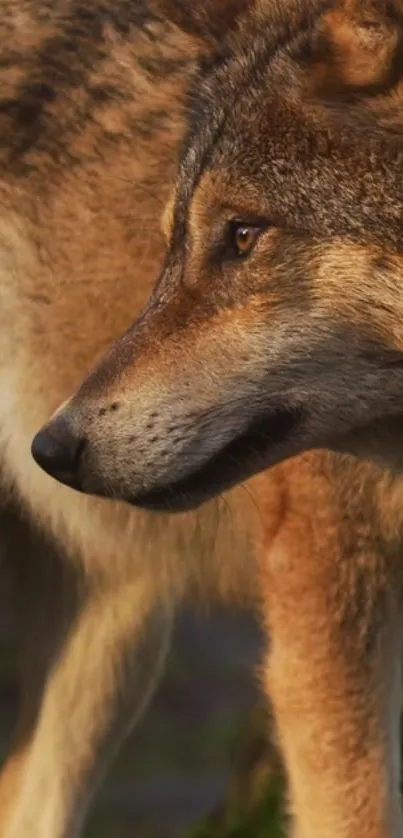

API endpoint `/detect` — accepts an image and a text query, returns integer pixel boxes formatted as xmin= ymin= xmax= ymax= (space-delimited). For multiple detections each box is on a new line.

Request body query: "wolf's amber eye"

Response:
xmin=229 ymin=222 xmax=262 ymax=258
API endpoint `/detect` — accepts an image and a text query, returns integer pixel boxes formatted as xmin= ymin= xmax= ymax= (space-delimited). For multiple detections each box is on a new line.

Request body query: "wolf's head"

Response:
xmin=33 ymin=0 xmax=403 ymax=510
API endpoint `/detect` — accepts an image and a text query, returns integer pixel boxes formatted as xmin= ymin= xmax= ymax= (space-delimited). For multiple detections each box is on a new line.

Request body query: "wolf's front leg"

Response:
xmin=0 ymin=515 xmax=173 ymax=838
xmin=259 ymin=461 xmax=403 ymax=838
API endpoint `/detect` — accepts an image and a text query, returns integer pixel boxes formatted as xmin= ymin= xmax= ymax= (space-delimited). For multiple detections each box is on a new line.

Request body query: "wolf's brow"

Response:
xmin=173 ymin=3 xmax=330 ymax=233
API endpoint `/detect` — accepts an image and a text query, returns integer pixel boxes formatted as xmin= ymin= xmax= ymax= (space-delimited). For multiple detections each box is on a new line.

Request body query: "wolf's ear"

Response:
xmin=151 ymin=0 xmax=253 ymax=46
xmin=316 ymin=0 xmax=403 ymax=91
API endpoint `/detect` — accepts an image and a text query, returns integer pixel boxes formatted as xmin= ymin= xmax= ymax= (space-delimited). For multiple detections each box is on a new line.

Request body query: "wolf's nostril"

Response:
xmin=31 ymin=417 xmax=86 ymax=491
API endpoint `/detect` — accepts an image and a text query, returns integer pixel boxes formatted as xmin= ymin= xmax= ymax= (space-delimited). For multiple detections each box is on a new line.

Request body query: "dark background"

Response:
xmin=0 ymin=605 xmax=288 ymax=837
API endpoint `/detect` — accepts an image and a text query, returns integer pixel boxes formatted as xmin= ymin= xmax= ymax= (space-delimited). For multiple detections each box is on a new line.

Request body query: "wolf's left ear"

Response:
xmin=151 ymin=0 xmax=253 ymax=47
xmin=316 ymin=0 xmax=403 ymax=91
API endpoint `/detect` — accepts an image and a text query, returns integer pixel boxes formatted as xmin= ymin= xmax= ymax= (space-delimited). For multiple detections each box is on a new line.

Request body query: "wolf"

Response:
xmin=1 ymin=1 xmax=403 ymax=837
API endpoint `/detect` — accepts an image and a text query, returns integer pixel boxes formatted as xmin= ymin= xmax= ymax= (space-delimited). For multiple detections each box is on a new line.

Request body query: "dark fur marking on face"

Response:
xmin=27 ymin=292 xmax=52 ymax=305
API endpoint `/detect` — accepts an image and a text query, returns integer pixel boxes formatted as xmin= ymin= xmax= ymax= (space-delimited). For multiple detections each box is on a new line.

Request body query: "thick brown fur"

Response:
xmin=2 ymin=2 xmax=403 ymax=837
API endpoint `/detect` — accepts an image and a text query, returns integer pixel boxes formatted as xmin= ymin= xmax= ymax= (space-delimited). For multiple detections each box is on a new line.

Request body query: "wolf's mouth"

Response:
xmin=132 ymin=406 xmax=304 ymax=512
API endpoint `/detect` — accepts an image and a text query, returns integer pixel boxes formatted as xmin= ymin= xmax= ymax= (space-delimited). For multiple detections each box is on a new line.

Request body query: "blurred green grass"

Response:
xmin=189 ymin=783 xmax=285 ymax=838
xmin=187 ymin=703 xmax=287 ymax=838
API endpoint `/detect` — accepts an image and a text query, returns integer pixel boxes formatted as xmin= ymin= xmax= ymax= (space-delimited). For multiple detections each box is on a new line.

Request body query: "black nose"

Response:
xmin=31 ymin=416 xmax=86 ymax=490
